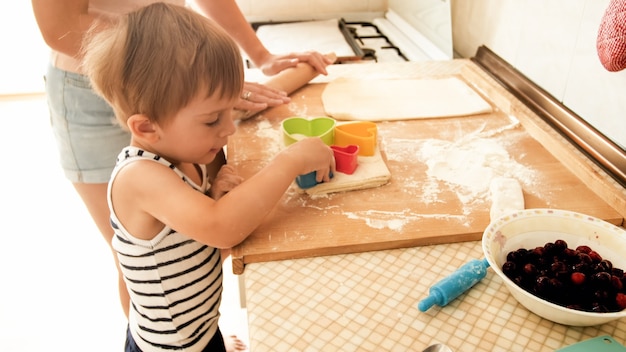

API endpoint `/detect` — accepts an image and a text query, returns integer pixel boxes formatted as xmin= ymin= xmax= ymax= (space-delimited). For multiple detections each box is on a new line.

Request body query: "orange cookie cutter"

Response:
xmin=334 ymin=121 xmax=377 ymax=156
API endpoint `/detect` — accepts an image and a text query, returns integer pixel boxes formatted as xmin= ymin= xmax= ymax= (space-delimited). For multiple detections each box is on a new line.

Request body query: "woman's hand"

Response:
xmin=234 ymin=52 xmax=335 ymax=120
xmin=258 ymin=51 xmax=334 ymax=76
xmin=210 ymin=165 xmax=243 ymax=200
xmin=235 ymin=81 xmax=290 ymax=115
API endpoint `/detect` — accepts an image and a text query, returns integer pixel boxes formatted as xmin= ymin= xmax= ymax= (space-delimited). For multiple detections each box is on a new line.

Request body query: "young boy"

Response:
xmin=81 ymin=3 xmax=335 ymax=351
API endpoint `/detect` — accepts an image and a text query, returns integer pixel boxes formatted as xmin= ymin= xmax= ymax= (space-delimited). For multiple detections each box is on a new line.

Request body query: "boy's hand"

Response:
xmin=210 ymin=165 xmax=243 ymax=200
xmin=283 ymin=138 xmax=336 ymax=183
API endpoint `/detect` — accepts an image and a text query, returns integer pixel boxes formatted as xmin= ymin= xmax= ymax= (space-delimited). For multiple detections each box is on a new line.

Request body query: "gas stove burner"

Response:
xmin=339 ymin=19 xmax=408 ymax=63
xmin=251 ymin=18 xmax=409 ymax=65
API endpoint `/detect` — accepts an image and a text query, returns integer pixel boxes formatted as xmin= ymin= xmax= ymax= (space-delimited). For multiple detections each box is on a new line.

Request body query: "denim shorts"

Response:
xmin=45 ymin=64 xmax=130 ymax=183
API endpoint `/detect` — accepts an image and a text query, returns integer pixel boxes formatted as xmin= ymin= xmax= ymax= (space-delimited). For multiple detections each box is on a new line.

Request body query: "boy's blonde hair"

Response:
xmin=82 ymin=2 xmax=244 ymax=129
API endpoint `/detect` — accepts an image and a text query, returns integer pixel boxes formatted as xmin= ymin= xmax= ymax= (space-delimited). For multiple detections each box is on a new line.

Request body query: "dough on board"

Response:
xmin=489 ymin=177 xmax=525 ymax=221
xmin=300 ymin=148 xmax=391 ymax=196
xmin=321 ymin=76 xmax=493 ymax=121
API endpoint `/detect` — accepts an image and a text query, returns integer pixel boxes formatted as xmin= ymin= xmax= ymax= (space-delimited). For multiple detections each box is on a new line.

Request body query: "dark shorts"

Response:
xmin=125 ymin=326 xmax=226 ymax=352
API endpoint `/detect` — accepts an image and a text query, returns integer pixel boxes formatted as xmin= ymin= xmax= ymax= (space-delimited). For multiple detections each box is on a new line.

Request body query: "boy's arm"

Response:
xmin=123 ymin=138 xmax=334 ymax=249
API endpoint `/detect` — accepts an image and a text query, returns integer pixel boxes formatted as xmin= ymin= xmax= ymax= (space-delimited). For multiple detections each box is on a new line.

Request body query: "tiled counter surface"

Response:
xmin=243 ymin=240 xmax=626 ymax=351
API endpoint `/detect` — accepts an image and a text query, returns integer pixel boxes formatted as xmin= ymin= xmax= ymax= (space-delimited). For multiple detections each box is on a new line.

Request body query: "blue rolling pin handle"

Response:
xmin=418 ymin=258 xmax=490 ymax=312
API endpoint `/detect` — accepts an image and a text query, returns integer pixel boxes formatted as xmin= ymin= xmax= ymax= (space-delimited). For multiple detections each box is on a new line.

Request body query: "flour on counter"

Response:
xmin=342 ymin=209 xmax=467 ymax=232
xmin=343 ymin=210 xmax=409 ymax=231
xmin=253 ymin=119 xmax=282 ymax=157
xmin=286 ymin=100 xmax=310 ymax=117
xmin=420 ymin=137 xmax=527 ymax=203
xmin=266 ymin=118 xmax=538 ymax=232
xmin=381 ymin=124 xmax=537 ymax=207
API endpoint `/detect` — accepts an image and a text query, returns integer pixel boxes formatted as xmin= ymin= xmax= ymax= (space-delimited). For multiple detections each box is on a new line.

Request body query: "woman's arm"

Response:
xmin=192 ymin=0 xmax=331 ymax=75
xmin=191 ymin=0 xmax=272 ymax=67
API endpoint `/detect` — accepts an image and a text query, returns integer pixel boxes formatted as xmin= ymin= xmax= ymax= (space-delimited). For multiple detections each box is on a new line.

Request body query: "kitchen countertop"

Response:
xmin=229 ymin=60 xmax=624 ymax=275
xmin=232 ymin=60 xmax=626 ymax=350
xmin=243 ymin=241 xmax=626 ymax=351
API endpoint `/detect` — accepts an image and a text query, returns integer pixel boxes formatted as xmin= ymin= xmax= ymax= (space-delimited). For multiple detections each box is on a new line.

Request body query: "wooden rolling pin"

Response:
xmin=235 ymin=53 xmax=337 ymax=120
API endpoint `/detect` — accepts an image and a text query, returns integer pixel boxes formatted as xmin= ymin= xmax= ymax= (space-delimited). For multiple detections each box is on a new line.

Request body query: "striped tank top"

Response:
xmin=109 ymin=146 xmax=222 ymax=351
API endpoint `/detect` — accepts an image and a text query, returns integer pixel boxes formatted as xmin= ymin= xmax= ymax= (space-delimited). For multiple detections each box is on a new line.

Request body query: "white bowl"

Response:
xmin=482 ymin=208 xmax=626 ymax=326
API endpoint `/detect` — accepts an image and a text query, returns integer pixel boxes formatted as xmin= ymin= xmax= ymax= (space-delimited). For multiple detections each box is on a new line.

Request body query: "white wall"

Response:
xmin=451 ymin=0 xmax=626 ymax=149
xmin=0 ymin=2 xmax=49 ymax=95
xmin=388 ymin=0 xmax=452 ymax=58
xmin=235 ymin=0 xmax=387 ymax=23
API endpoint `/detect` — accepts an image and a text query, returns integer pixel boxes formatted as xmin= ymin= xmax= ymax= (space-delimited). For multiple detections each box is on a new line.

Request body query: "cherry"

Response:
xmin=578 ymin=253 xmax=592 ymax=264
xmin=523 ymin=263 xmax=537 ymax=276
xmin=616 ymin=293 xmax=626 ymax=310
xmin=611 ymin=275 xmax=624 ymax=291
xmin=503 ymin=240 xmax=626 ymax=313
xmin=554 ymin=239 xmax=568 ymax=251
xmin=571 ymin=272 xmax=586 ymax=285
xmin=544 ymin=242 xmax=557 ymax=255
xmin=593 ymin=272 xmax=611 ymax=287
xmin=589 ymin=250 xmax=603 ymax=263
xmin=502 ymin=261 xmax=517 ymax=277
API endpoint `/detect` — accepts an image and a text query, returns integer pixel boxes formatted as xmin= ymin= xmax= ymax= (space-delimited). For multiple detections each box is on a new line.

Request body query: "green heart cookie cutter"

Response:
xmin=281 ymin=116 xmax=336 ymax=146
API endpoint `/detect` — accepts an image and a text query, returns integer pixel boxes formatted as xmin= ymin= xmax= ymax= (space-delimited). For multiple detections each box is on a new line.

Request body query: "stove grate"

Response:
xmin=340 ymin=19 xmax=408 ymax=62
xmin=250 ymin=18 xmax=408 ymax=65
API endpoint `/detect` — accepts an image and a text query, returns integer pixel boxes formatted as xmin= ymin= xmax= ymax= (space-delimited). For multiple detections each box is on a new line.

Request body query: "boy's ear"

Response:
xmin=127 ymin=114 xmax=159 ymax=143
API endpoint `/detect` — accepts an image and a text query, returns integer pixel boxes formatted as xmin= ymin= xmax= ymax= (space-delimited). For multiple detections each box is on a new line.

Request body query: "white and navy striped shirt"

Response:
xmin=109 ymin=147 xmax=222 ymax=351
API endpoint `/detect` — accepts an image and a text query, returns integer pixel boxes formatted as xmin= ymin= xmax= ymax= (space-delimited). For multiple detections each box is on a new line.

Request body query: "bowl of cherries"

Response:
xmin=483 ymin=208 xmax=626 ymax=326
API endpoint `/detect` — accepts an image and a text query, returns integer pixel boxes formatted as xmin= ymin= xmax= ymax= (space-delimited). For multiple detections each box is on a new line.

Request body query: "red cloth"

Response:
xmin=597 ymin=0 xmax=626 ymax=72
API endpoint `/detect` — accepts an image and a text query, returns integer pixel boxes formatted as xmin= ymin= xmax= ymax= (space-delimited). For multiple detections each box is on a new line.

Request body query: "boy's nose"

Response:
xmin=220 ymin=111 xmax=237 ymax=137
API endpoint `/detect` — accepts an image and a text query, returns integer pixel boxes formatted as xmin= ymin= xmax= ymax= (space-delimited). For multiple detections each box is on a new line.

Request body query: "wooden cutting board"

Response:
xmin=227 ymin=60 xmax=623 ymax=274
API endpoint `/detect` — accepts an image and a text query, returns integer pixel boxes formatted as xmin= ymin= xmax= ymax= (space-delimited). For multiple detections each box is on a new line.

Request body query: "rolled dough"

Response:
xmin=298 ymin=147 xmax=391 ymax=196
xmin=489 ymin=177 xmax=525 ymax=221
xmin=321 ymin=76 xmax=493 ymax=121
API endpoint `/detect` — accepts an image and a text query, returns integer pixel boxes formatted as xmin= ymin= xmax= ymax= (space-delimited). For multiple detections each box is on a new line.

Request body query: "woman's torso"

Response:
xmin=51 ymin=0 xmax=185 ymax=73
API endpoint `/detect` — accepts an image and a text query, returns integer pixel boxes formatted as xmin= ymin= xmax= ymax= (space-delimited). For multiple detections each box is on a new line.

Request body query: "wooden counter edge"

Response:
xmin=231 ymin=245 xmax=245 ymax=275
xmin=232 ymin=232 xmax=483 ymax=274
